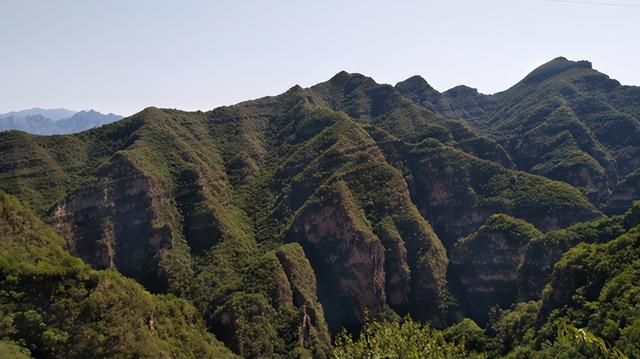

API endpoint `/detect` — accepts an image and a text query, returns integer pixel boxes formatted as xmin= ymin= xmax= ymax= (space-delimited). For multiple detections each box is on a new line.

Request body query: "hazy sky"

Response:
xmin=1 ymin=0 xmax=638 ymax=116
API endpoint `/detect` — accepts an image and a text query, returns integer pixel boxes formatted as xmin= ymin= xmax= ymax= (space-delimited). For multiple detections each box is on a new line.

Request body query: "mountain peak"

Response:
xmin=328 ymin=70 xmax=371 ymax=83
xmin=396 ymin=75 xmax=437 ymax=93
xmin=321 ymin=70 xmax=378 ymax=94
xmin=332 ymin=70 xmax=350 ymax=78
xmin=521 ymin=57 xmax=593 ymax=85
xmin=443 ymin=85 xmax=480 ymax=97
xmin=395 ymin=75 xmax=441 ymax=106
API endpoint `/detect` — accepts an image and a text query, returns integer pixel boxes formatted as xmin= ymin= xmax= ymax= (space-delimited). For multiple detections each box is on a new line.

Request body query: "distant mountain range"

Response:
xmin=0 ymin=108 xmax=122 ymax=135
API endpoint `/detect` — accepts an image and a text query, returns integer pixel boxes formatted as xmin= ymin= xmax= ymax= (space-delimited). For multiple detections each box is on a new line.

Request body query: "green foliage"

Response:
xmin=486 ymin=301 xmax=540 ymax=356
xmin=444 ymin=318 xmax=488 ymax=353
xmin=538 ymin=323 xmax=628 ymax=359
xmin=558 ymin=323 xmax=626 ymax=358
xmin=0 ymin=191 xmax=237 ymax=358
xmin=333 ymin=316 xmax=485 ymax=359
xmin=400 ymin=56 xmax=640 ymax=209
xmin=0 ymin=340 xmax=32 ymax=359
xmin=518 ymin=211 xmax=629 ymax=299
xmin=460 ymin=213 xmax=542 ymax=246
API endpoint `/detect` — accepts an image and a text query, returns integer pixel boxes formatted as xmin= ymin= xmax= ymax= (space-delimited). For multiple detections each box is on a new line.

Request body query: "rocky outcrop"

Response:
xmin=287 ymin=182 xmax=387 ymax=332
xmin=449 ymin=214 xmax=542 ymax=324
xmin=275 ymin=244 xmax=331 ymax=357
xmin=609 ymin=170 xmax=640 ymax=214
xmin=51 ymin=153 xmax=182 ymax=291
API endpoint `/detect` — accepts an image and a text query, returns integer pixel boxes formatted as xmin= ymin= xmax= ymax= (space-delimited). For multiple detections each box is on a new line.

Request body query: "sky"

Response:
xmin=1 ymin=0 xmax=638 ymax=116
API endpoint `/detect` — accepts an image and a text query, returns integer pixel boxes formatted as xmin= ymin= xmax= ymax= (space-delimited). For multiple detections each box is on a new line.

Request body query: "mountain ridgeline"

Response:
xmin=1 ymin=57 xmax=639 ymax=358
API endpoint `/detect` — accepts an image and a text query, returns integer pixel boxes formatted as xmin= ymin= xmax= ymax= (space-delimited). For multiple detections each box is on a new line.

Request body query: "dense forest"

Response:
xmin=1 ymin=57 xmax=639 ymax=358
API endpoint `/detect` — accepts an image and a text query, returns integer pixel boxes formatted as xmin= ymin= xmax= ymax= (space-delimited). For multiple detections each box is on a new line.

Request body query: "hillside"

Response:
xmin=398 ymin=57 xmax=640 ymax=211
xmin=0 ymin=190 xmax=237 ymax=358
xmin=1 ymin=58 xmax=639 ymax=358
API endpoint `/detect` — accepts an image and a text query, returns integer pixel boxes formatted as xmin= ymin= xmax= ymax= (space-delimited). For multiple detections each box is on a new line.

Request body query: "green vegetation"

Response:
xmin=399 ymin=56 xmax=640 ymax=210
xmin=518 ymin=209 xmax=631 ymax=300
xmin=333 ymin=316 xmax=485 ymax=359
xmin=0 ymin=340 xmax=32 ymax=359
xmin=0 ymin=58 xmax=638 ymax=357
xmin=0 ymin=190 xmax=237 ymax=358
xmin=450 ymin=214 xmax=542 ymax=323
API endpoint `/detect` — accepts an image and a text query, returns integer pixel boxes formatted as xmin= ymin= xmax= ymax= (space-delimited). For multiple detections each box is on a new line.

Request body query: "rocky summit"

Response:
xmin=1 ymin=57 xmax=640 ymax=358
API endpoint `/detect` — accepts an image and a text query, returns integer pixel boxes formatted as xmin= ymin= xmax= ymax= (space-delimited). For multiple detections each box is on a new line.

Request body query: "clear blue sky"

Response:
xmin=1 ymin=0 xmax=638 ymax=116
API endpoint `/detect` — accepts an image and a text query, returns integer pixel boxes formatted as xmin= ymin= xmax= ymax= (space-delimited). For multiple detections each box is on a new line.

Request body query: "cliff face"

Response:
xmin=373 ymin=136 xmax=599 ymax=248
xmin=449 ymin=214 xmax=542 ymax=323
xmin=288 ymin=183 xmax=387 ymax=332
xmin=52 ymin=153 xmax=178 ymax=290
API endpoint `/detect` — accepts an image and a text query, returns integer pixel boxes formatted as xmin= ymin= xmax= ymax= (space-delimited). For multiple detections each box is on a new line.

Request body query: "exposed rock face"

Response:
xmin=449 ymin=214 xmax=542 ymax=324
xmin=516 ymin=237 xmax=569 ymax=301
xmin=374 ymin=137 xmax=600 ymax=248
xmin=287 ymin=182 xmax=388 ymax=332
xmin=609 ymin=170 xmax=640 ymax=214
xmin=52 ymin=153 xmax=177 ymax=290
xmin=275 ymin=244 xmax=331 ymax=356
xmin=175 ymin=168 xmax=223 ymax=255
xmin=0 ymin=191 xmax=238 ymax=359
xmin=270 ymin=105 xmax=452 ymax=329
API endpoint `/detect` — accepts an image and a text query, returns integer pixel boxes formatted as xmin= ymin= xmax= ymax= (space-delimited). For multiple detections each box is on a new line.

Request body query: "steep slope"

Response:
xmin=0 ymin=101 xmax=335 ymax=357
xmin=0 ymin=190 xmax=236 ymax=359
xmin=533 ymin=216 xmax=640 ymax=356
xmin=369 ymin=127 xmax=599 ymax=247
xmin=435 ymin=205 xmax=640 ymax=358
xmin=275 ymin=107 xmax=451 ymax=329
xmin=449 ymin=214 xmax=542 ymax=324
